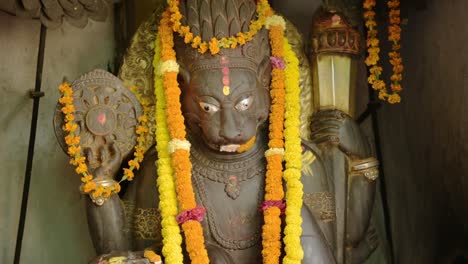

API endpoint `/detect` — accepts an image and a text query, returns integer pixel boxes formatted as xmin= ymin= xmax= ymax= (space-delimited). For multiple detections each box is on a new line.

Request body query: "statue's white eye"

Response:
xmin=235 ymin=96 xmax=253 ymax=111
xmin=199 ymin=102 xmax=219 ymax=113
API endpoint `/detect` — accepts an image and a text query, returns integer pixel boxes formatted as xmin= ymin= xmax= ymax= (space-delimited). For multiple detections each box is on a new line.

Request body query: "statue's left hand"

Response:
xmin=85 ymin=142 xmax=122 ymax=179
xmin=310 ymin=110 xmax=370 ymax=157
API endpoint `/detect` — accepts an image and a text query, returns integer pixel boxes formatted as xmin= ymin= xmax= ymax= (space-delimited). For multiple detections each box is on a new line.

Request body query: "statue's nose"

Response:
xmin=219 ymin=109 xmax=241 ymax=141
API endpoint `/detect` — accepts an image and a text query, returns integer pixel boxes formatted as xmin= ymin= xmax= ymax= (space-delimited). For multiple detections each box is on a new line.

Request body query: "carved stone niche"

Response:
xmin=0 ymin=0 xmax=112 ymax=28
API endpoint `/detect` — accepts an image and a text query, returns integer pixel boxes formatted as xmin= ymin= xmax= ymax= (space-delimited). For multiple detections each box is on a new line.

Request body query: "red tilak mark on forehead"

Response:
xmin=97 ymin=113 xmax=106 ymax=125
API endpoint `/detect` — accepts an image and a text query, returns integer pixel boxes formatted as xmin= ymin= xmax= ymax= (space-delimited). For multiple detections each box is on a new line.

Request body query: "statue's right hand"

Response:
xmin=85 ymin=142 xmax=122 ymax=179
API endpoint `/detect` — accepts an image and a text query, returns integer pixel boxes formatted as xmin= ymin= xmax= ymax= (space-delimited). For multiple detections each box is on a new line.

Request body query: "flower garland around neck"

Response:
xmin=155 ymin=5 xmax=304 ymax=264
xmin=153 ymin=32 xmax=185 ymax=264
xmin=58 ymin=82 xmax=151 ymax=202
xmin=364 ymin=0 xmax=403 ymax=104
xmin=168 ymin=0 xmax=273 ymax=55
xmin=158 ymin=9 xmax=210 ymax=264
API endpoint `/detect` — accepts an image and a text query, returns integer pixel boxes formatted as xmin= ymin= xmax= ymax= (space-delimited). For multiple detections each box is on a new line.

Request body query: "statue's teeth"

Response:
xmin=220 ymin=144 xmax=240 ymax=152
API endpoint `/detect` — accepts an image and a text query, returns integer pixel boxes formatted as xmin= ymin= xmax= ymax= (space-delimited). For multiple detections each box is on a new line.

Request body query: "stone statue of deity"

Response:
xmin=55 ymin=1 xmax=380 ymax=263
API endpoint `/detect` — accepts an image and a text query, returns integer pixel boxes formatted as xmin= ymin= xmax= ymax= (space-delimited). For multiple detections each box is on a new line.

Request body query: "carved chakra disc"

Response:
xmin=54 ymin=69 xmax=143 ymax=167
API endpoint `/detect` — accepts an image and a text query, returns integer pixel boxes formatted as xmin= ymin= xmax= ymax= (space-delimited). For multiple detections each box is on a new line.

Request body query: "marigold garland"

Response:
xmin=261 ymin=15 xmax=286 ymax=264
xmin=158 ymin=9 xmax=210 ymax=264
xmin=282 ymin=36 xmax=304 ymax=264
xmin=364 ymin=0 xmax=403 ymax=104
xmin=153 ymin=33 xmax=184 ymax=264
xmin=168 ymin=0 xmax=273 ymax=55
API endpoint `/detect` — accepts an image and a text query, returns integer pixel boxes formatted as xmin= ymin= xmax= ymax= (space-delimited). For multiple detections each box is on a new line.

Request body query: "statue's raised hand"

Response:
xmin=310 ymin=110 xmax=370 ymax=158
xmin=85 ymin=142 xmax=122 ymax=180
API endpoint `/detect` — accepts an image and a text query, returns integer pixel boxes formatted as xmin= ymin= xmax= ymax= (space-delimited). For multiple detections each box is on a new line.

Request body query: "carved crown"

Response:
xmin=174 ymin=0 xmax=270 ymax=74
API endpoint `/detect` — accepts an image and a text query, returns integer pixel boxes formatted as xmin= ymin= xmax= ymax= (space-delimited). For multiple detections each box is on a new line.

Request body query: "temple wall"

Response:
xmin=377 ymin=0 xmax=468 ymax=263
xmin=0 ymin=10 xmax=115 ymax=263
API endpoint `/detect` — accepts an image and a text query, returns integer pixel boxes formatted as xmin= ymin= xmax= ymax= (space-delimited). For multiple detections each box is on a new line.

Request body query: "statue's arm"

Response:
xmin=83 ymin=144 xmax=130 ymax=255
xmin=310 ymin=110 xmax=378 ymax=262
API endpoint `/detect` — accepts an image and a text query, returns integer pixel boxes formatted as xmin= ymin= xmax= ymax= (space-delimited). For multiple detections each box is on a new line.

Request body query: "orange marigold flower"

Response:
xmin=388 ymin=93 xmax=401 ymax=104
xmin=123 ymin=168 xmax=134 ymax=181
xmin=365 ymin=20 xmax=377 ymax=28
xmin=184 ymin=32 xmax=194 ymax=44
xmin=68 ymin=145 xmax=81 ymax=156
xmin=191 ymin=36 xmax=202 ymax=48
xmin=102 ymin=187 xmax=112 ymax=198
xmin=391 ymin=83 xmax=403 ymax=92
xmin=136 ymin=125 xmax=148 ymax=135
xmin=93 ymin=184 xmax=104 ymax=197
xmin=81 ymin=174 xmax=93 ymax=183
xmin=390 ymin=74 xmax=403 ymax=82
xmin=370 ymin=66 xmax=383 ymax=75
xmin=59 ymin=83 xmax=73 ymax=94
xmin=198 ymin=43 xmax=208 ymax=53
xmin=59 ymin=96 xmax=73 ymax=105
xmin=65 ymin=135 xmax=80 ymax=145
xmin=75 ymin=163 xmax=88 ymax=174
xmin=70 ymin=156 xmax=85 ymax=166
xmin=367 ymin=74 xmax=377 ymax=84
xmin=61 ymin=104 xmax=75 ymax=114
xmin=209 ymin=38 xmax=220 ymax=55
xmin=373 ymin=80 xmax=386 ymax=90
xmin=378 ymin=90 xmax=388 ymax=100
xmin=128 ymin=159 xmax=140 ymax=170
xmin=388 ymin=0 xmax=400 ymax=8
xmin=138 ymin=115 xmax=148 ymax=123
xmin=367 ymin=37 xmax=379 ymax=47
xmin=363 ymin=0 xmax=376 ymax=9
xmin=82 ymin=181 xmax=96 ymax=193
xmin=65 ymin=114 xmax=75 ymax=122
xmin=364 ymin=10 xmax=376 ymax=18
xmin=114 ymin=183 xmax=121 ymax=193
xmin=63 ymin=122 xmax=78 ymax=132
xmin=393 ymin=64 xmax=404 ymax=73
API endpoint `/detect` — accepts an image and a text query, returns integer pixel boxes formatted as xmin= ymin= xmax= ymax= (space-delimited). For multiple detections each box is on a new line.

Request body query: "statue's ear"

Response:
xmin=177 ymin=62 xmax=191 ymax=88
xmin=258 ymin=56 xmax=271 ymax=88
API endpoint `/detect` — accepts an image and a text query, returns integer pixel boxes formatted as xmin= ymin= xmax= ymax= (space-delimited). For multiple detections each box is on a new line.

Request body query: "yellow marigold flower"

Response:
xmin=390 ymin=74 xmax=402 ymax=82
xmin=367 ymin=74 xmax=376 ymax=84
xmin=65 ymin=114 xmax=75 ymax=122
xmin=184 ymin=32 xmax=194 ymax=44
xmin=75 ymin=163 xmax=88 ymax=174
xmin=237 ymin=33 xmax=246 ymax=45
xmin=82 ymin=181 xmax=95 ymax=193
xmin=128 ymin=159 xmax=140 ymax=170
xmin=393 ymin=64 xmax=404 ymax=73
xmin=102 ymin=187 xmax=112 ymax=198
xmin=388 ymin=93 xmax=401 ymax=104
xmin=370 ymin=66 xmax=382 ymax=75
xmin=209 ymin=38 xmax=220 ymax=55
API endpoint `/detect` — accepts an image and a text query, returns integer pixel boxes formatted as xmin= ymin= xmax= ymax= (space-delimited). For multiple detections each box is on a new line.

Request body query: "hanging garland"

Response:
xmin=363 ymin=0 xmax=403 ymax=104
xmin=58 ymin=83 xmax=151 ymax=201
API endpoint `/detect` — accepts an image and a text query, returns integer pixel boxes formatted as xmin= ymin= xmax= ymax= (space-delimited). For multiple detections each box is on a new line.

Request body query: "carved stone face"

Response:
xmin=181 ymin=67 xmax=270 ymax=153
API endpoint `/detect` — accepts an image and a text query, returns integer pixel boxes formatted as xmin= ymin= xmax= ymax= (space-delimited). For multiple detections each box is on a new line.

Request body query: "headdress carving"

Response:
xmin=175 ymin=0 xmax=270 ymax=76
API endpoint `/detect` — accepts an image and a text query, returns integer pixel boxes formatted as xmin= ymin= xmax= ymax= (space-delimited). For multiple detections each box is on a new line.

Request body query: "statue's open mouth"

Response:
xmin=220 ymin=144 xmax=241 ymax=152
